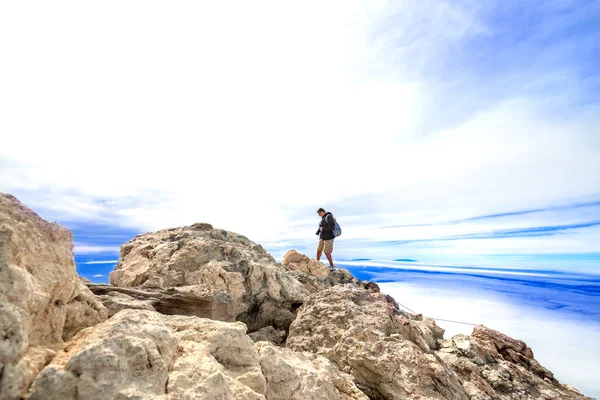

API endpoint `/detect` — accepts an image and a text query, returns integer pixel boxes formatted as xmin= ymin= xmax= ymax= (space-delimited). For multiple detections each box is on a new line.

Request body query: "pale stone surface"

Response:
xmin=29 ymin=310 xmax=178 ymax=400
xmin=282 ymin=249 xmax=330 ymax=279
xmin=109 ymin=224 xmax=310 ymax=332
xmin=0 ymin=345 xmax=56 ymax=400
xmin=257 ymin=341 xmax=368 ymax=400
xmin=1 ymin=194 xmax=593 ymax=399
xmin=30 ymin=309 xmax=368 ymax=400
xmin=437 ymin=327 xmax=592 ymax=400
xmin=287 ymin=285 xmax=469 ymax=400
xmin=0 ymin=193 xmax=107 ymax=400
xmin=287 ymin=285 xmax=593 ymax=400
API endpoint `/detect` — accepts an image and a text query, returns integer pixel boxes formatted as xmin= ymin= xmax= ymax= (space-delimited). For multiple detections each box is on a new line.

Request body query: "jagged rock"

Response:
xmin=109 ymin=224 xmax=310 ymax=332
xmin=86 ymin=283 xmax=236 ymax=320
xmin=363 ymin=281 xmax=380 ymax=292
xmin=1 ymin=194 xmax=592 ymax=399
xmin=0 ymin=344 xmax=57 ymax=400
xmin=0 ymin=193 xmax=107 ymax=400
xmin=30 ymin=309 xmax=368 ymax=400
xmin=287 ymin=287 xmax=593 ymax=399
xmin=256 ymin=341 xmax=368 ymax=400
xmin=437 ymin=327 xmax=592 ymax=400
xmin=248 ymin=326 xmax=287 ymax=346
xmin=287 ymin=285 xmax=470 ymax=400
xmin=282 ymin=249 xmax=331 ymax=279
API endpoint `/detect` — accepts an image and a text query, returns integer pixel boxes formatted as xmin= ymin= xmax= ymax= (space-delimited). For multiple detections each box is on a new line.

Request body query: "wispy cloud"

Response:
xmin=380 ymin=201 xmax=600 ymax=229
xmin=0 ymin=1 xmax=598 ymax=258
xmin=73 ymin=245 xmax=120 ymax=255
xmin=82 ymin=260 xmax=119 ymax=265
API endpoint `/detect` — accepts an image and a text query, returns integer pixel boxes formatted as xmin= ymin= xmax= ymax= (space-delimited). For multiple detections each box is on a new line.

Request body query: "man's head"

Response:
xmin=317 ymin=207 xmax=326 ymax=217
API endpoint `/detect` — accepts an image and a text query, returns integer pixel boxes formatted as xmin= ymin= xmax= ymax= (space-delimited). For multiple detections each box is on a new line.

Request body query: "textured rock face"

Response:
xmin=1 ymin=194 xmax=593 ymax=399
xmin=87 ymin=283 xmax=235 ymax=320
xmin=256 ymin=341 xmax=368 ymax=400
xmin=30 ymin=309 xmax=367 ymax=400
xmin=282 ymin=249 xmax=330 ymax=279
xmin=437 ymin=327 xmax=591 ymax=400
xmin=248 ymin=326 xmax=287 ymax=346
xmin=109 ymin=224 xmax=310 ymax=332
xmin=0 ymin=193 xmax=107 ymax=399
xmin=286 ymin=285 xmax=469 ymax=400
xmin=287 ymin=285 xmax=593 ymax=400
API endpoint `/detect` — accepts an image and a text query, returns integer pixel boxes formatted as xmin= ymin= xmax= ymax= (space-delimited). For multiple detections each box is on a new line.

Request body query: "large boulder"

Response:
xmin=0 ymin=193 xmax=107 ymax=399
xmin=280 ymin=250 xmax=362 ymax=294
xmin=437 ymin=327 xmax=592 ymax=400
xmin=256 ymin=341 xmax=368 ymax=400
xmin=281 ymin=249 xmax=331 ymax=279
xmin=30 ymin=309 xmax=368 ymax=400
xmin=286 ymin=285 xmax=470 ymax=400
xmin=108 ymin=226 xmax=347 ymax=333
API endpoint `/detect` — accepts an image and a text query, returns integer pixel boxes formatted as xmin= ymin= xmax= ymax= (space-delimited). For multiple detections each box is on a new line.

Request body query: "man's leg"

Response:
xmin=316 ymin=239 xmax=324 ymax=261
xmin=324 ymin=239 xmax=334 ymax=268
xmin=325 ymin=252 xmax=334 ymax=268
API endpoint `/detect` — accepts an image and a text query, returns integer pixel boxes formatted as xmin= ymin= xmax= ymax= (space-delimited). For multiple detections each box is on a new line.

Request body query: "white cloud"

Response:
xmin=0 ymin=1 xmax=598 ymax=252
xmin=379 ymin=282 xmax=600 ymax=399
xmin=73 ymin=245 xmax=120 ymax=255
xmin=92 ymin=274 xmax=104 ymax=278
xmin=82 ymin=260 xmax=119 ymax=265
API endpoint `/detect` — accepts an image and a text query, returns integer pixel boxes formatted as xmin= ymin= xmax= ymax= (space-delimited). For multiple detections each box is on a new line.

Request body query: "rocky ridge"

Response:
xmin=0 ymin=193 xmax=593 ymax=399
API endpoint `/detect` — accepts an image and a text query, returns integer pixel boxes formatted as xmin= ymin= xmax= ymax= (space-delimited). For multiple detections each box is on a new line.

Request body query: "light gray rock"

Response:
xmin=287 ymin=285 xmax=470 ymax=400
xmin=0 ymin=193 xmax=107 ymax=399
xmin=108 ymin=225 xmax=314 ymax=332
xmin=257 ymin=341 xmax=368 ymax=400
xmin=281 ymin=249 xmax=331 ymax=279
xmin=30 ymin=309 xmax=367 ymax=400
xmin=437 ymin=326 xmax=592 ymax=400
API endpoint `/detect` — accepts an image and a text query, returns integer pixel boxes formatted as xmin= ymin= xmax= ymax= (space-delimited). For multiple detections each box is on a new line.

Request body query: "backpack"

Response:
xmin=328 ymin=214 xmax=342 ymax=237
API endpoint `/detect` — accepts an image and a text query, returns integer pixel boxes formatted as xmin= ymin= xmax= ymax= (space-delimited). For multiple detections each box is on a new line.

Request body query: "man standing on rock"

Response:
xmin=316 ymin=207 xmax=336 ymax=270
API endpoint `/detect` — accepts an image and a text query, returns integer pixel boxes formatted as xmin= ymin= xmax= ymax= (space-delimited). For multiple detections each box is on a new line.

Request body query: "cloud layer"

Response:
xmin=1 ymin=1 xmax=599 ymax=258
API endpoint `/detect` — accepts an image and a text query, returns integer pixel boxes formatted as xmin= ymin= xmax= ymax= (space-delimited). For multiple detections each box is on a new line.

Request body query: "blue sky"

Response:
xmin=1 ymin=0 xmax=599 ymax=269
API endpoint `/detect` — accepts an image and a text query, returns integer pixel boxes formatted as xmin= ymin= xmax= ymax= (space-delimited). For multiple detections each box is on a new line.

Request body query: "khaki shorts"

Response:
xmin=317 ymin=239 xmax=334 ymax=253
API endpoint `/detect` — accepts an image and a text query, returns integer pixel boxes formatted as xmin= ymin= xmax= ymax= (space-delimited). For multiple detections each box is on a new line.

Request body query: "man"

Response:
xmin=315 ymin=207 xmax=336 ymax=270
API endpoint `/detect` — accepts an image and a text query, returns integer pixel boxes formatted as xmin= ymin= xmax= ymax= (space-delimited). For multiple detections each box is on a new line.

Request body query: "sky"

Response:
xmin=1 ymin=1 xmax=599 ymax=265
xmin=1 ymin=1 xmax=599 ymax=264
xmin=1 ymin=1 xmax=599 ymax=396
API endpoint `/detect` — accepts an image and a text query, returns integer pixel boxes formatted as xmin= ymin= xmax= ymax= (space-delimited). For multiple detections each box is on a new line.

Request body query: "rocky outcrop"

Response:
xmin=0 ymin=194 xmax=107 ymax=400
xmin=108 ymin=224 xmax=312 ymax=332
xmin=86 ymin=283 xmax=235 ymax=320
xmin=0 ymin=194 xmax=593 ymax=399
xmin=437 ymin=327 xmax=589 ymax=399
xmin=279 ymin=251 xmax=362 ymax=298
xmin=256 ymin=341 xmax=368 ymax=400
xmin=29 ymin=309 xmax=367 ymax=400
xmin=282 ymin=249 xmax=331 ymax=279
xmin=286 ymin=285 xmax=469 ymax=400
xmin=287 ymin=285 xmax=592 ymax=400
